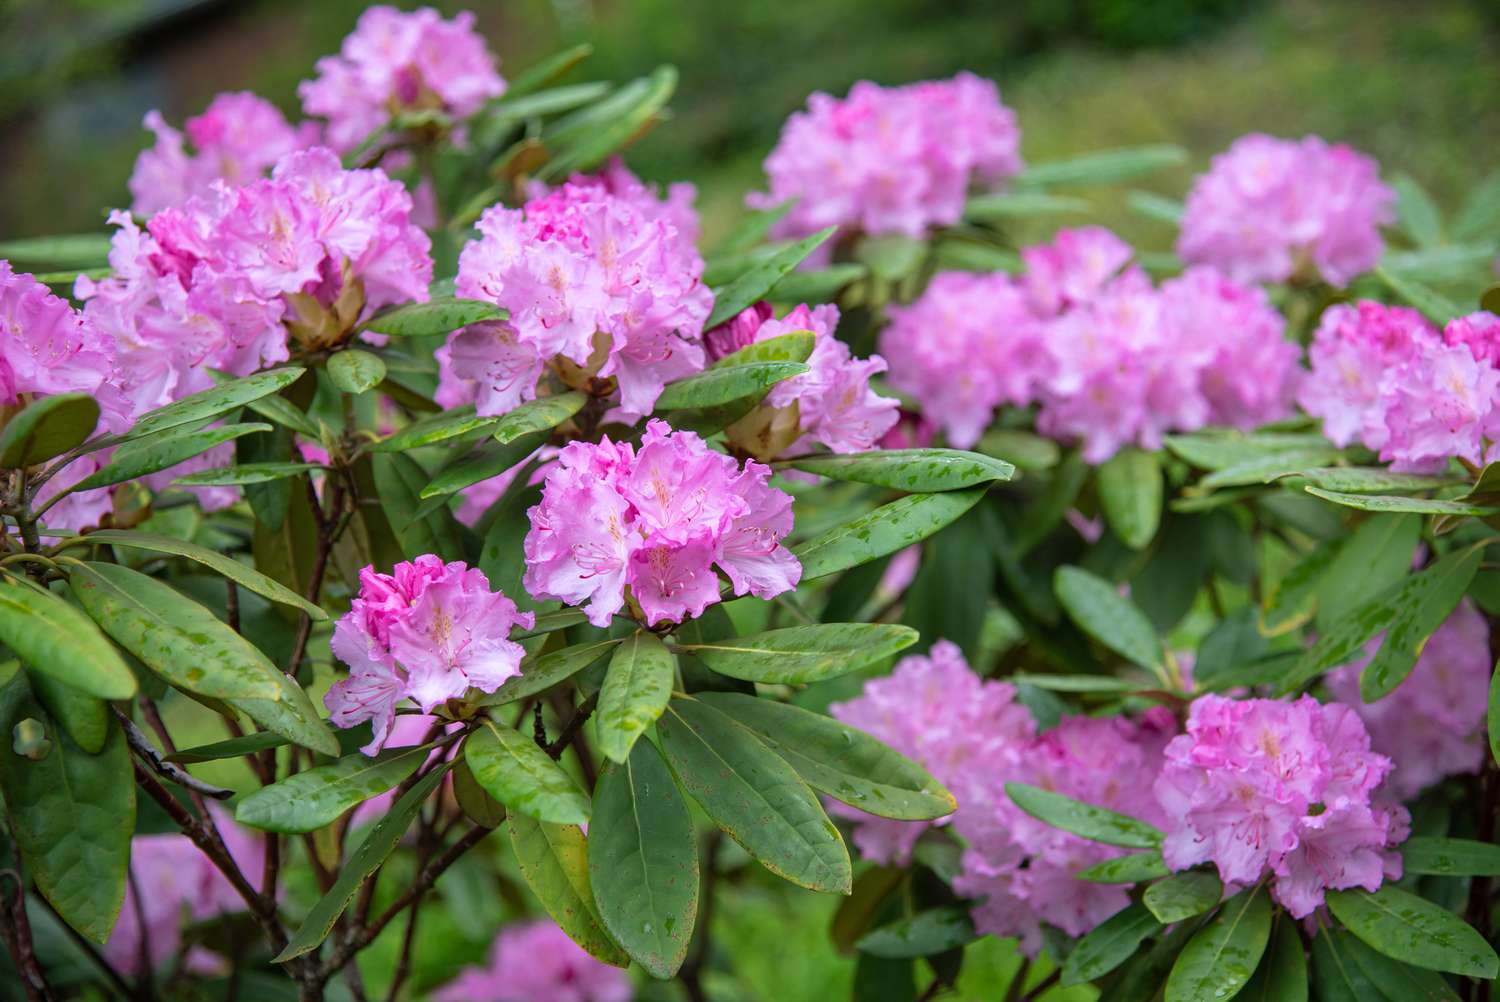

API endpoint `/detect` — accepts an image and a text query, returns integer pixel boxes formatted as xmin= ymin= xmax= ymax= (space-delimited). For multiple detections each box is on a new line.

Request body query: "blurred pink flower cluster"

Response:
xmin=879 ymin=227 xmax=1301 ymax=459
xmin=1301 ymin=302 xmax=1500 ymax=471
xmin=703 ymin=301 xmax=899 ymax=459
xmin=1156 ymin=694 xmax=1408 ymax=918
xmin=433 ymin=919 xmax=632 ymax=1002
xmin=751 ymin=73 xmax=1022 ymax=246
xmin=523 ymin=420 xmax=800 ymax=628
xmin=1178 ymin=133 xmax=1394 ymax=286
xmin=437 ymin=162 xmax=712 ymax=419
xmin=328 ymin=556 xmax=533 ymax=754
xmin=1327 ymin=601 xmax=1492 ymax=801
xmin=830 ymin=641 xmax=1174 ymax=951
xmin=300 ymin=5 xmax=506 ymax=152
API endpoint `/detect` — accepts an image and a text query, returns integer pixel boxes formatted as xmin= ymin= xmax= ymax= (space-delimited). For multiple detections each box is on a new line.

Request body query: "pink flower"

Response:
xmin=300 ymin=6 xmax=505 ymax=152
xmin=433 ymin=919 xmax=632 ymax=1002
xmin=751 ymin=74 xmax=1022 ymax=243
xmin=1153 ymin=694 xmax=1406 ymax=917
xmin=1299 ymin=301 xmax=1436 ymax=448
xmin=1022 ymin=226 xmax=1135 ymax=317
xmin=1178 ymin=134 xmax=1394 ymax=286
xmin=523 ymin=421 xmax=800 ymax=627
xmin=440 ymin=165 xmax=711 ymax=419
xmin=129 ymin=92 xmax=318 ymax=215
xmin=1327 ymin=601 xmax=1491 ymax=801
xmin=327 ymin=557 xmax=533 ymax=754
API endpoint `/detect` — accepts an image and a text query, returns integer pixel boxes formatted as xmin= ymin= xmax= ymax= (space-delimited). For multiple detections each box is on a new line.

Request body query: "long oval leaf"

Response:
xmin=0 ymin=393 xmax=100 ymax=468
xmin=783 ymin=449 xmax=1014 ymax=493
xmin=507 ymin=812 xmax=629 ymax=967
xmin=1098 ymin=448 xmax=1163 ymax=549
xmin=481 ymin=638 xmax=623 ymax=705
xmin=235 ymin=744 xmax=430 ymax=833
xmin=681 ymin=623 xmax=917 ymax=684
xmin=704 ymin=226 xmax=837 ymax=328
xmin=596 ymin=632 xmax=675 ymax=764
xmin=73 ymin=422 xmax=271 ymax=492
xmin=362 ymin=298 xmax=506 ymax=337
xmin=1063 ymin=902 xmax=1161 ymax=987
xmin=492 ymin=391 xmax=587 ymax=444
xmin=465 ymin=719 xmax=590 ymax=825
xmin=793 ymin=488 xmax=985 ymax=583
xmin=1004 ymin=782 xmax=1163 ymax=849
xmin=1326 ymin=886 xmax=1499 ymax=978
xmin=0 ymin=578 xmax=136 ymax=699
xmin=654 ymin=361 xmax=809 ymax=411
xmin=124 ymin=368 xmax=305 ymax=441
xmin=1054 ymin=565 xmax=1164 ymax=673
xmin=1144 ymin=870 xmax=1224 ymax=923
xmin=1164 ymin=887 xmax=1272 ymax=1002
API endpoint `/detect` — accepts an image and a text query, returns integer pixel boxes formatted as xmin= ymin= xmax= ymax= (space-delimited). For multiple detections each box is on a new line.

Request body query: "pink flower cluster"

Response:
xmin=129 ymin=92 xmax=317 ymax=215
xmin=437 ymin=162 xmax=712 ymax=419
xmin=1300 ymin=302 xmax=1500 ymax=471
xmin=751 ymin=74 xmax=1022 ymax=244
xmin=1178 ymin=134 xmax=1394 ymax=286
xmin=1155 ymin=694 xmax=1408 ymax=918
xmin=105 ymin=807 xmax=263 ymax=977
xmin=1327 ymin=601 xmax=1492 ymax=801
xmin=328 ymin=556 xmax=533 ymax=754
xmin=830 ymin=641 xmax=1174 ymax=951
xmin=879 ymin=228 xmax=1301 ymax=459
xmin=433 ymin=920 xmax=632 ymax=1002
xmin=82 ymin=147 xmax=432 ymax=418
xmin=703 ymin=301 xmax=899 ymax=458
xmin=300 ymin=5 xmax=506 ymax=152
xmin=524 ymin=421 xmax=800 ymax=628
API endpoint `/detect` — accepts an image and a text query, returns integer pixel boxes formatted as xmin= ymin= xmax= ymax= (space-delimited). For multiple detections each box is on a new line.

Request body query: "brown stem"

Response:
xmin=285 ymin=476 xmax=345 ymax=680
xmin=117 ymin=709 xmax=234 ymax=800
xmin=545 ymin=692 xmax=598 ymax=761
xmin=1019 ymin=968 xmax=1061 ymax=1002
xmin=225 ymin=578 xmax=241 ymax=634
xmin=0 ymin=847 xmax=55 ymax=1002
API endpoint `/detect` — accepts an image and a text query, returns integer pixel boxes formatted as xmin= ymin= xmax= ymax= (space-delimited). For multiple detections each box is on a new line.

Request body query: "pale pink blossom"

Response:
xmin=433 ymin=920 xmax=632 ymax=1002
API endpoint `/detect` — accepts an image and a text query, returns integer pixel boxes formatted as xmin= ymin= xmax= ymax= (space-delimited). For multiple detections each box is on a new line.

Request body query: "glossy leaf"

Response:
xmin=1304 ymin=486 xmax=1499 ymax=517
xmin=856 ymin=907 xmax=976 ymax=959
xmin=1165 ymin=431 xmax=1334 ymax=471
xmin=783 ymin=449 xmax=1014 ymax=493
xmin=770 ymin=264 xmax=867 ymax=304
xmin=596 ymin=632 xmax=674 ymax=764
xmin=1004 ymin=782 xmax=1164 ymax=849
xmin=1344 ymin=931 xmax=1460 ymax=1002
xmin=1360 ymin=544 xmax=1482 ymax=700
xmin=1077 ymin=851 xmax=1170 ymax=884
xmin=588 ymin=740 xmax=698 ymax=978
xmin=372 ymin=451 xmax=465 ymax=560
xmin=325 ymin=348 xmax=387 ymax=395
xmin=1198 ymin=448 xmax=1343 ymax=488
xmin=507 ymin=813 xmax=629 ymax=967
xmin=173 ymin=461 xmax=323 ymax=486
xmin=658 ymin=697 xmax=851 ymax=893
xmin=1297 ymin=468 xmax=1461 ymax=494
xmin=1098 ymin=448 xmax=1163 ymax=549
xmin=0 ymin=393 xmax=99 ymax=468
xmin=1241 ymin=918 xmax=1307 ymax=1002
xmin=0 ymin=577 xmax=136 ymax=700
xmin=421 ymin=431 xmax=547 ymax=499
xmin=540 ymin=65 xmax=677 ymax=178
xmin=1053 ymin=565 xmax=1164 ymax=672
xmin=482 ymin=638 xmax=622 ymax=705
xmin=235 ymin=744 xmax=430 ymax=833
xmin=793 ymin=488 xmax=986 ymax=582
xmin=1063 ymin=902 xmax=1161 ymax=986
xmin=705 ymin=226 xmax=837 ymax=328
xmin=711 ymin=330 xmax=815 ymax=368
xmin=28 ymin=669 xmax=108 ymax=754
xmin=1164 ymin=887 xmax=1272 ymax=1002
xmin=653 ymin=360 xmax=809 ymax=410
xmin=1144 ymin=870 xmax=1224 ymax=923
xmin=698 ymin=692 xmax=955 ymax=821
xmin=492 ymin=391 xmax=587 ymax=444
xmin=1316 ymin=513 xmax=1421 ymax=631
xmin=465 ymin=719 xmax=591 ymax=825
xmin=1312 ymin=927 xmax=1383 ymax=1001
xmin=452 ymin=758 xmax=507 ymax=828
xmin=68 ymin=562 xmax=284 ymax=701
xmin=123 ymin=367 xmax=305 ymax=441
xmin=1326 ymin=886 xmax=1499 ymax=978
xmin=681 ymin=623 xmax=917 ymax=684
xmin=372 ymin=405 xmax=500 ymax=453
xmin=166 ymin=730 xmax=288 ymax=764
xmin=73 ymin=422 xmax=271 ymax=492
xmin=362 ymin=297 xmax=505 ymax=337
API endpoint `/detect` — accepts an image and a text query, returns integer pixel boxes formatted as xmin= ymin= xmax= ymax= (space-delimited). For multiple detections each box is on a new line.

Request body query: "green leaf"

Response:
xmin=596 ymin=632 xmax=674 ymax=764
xmin=166 ymin=730 xmax=288 ymax=764
xmin=1343 ymin=931 xmax=1461 ymax=1002
xmin=1392 ymin=174 xmax=1444 ymax=249
xmin=1360 ymin=545 xmax=1482 ymax=701
xmin=1491 ymin=664 xmax=1500 ymax=768
xmin=1077 ymin=851 xmax=1170 ymax=884
xmin=504 ymin=42 xmax=594 ymax=96
xmin=275 ymin=764 xmax=450 ymax=962
xmin=1126 ymin=190 xmax=1186 ymax=224
xmin=372 ymin=405 xmax=500 ymax=453
xmin=659 ymin=696 xmax=850 ymax=893
xmin=1017 ymin=144 xmax=1187 ymax=187
xmin=1165 ymin=887 xmax=1272 ymax=1002
xmin=964 ymin=191 xmax=1090 ymax=220
xmin=1166 ymin=431 xmax=1335 ymax=471
xmin=1053 ymin=565 xmax=1164 ymax=673
xmin=1241 ymin=918 xmax=1307 ymax=1002
xmin=1304 ymin=486 xmax=1499 ymax=517
xmin=783 ymin=449 xmax=1014 ymax=493
xmin=1326 ymin=886 xmax=1499 ymax=978
xmin=793 ymin=488 xmax=985 ymax=582
xmin=452 ymin=757 xmax=507 ymax=828
xmin=0 ymin=394 xmax=100 ymax=468
xmin=1375 ymin=266 xmax=1461 ymax=326
xmin=768 ymin=264 xmax=867 ymax=304
xmin=225 ymin=380 xmax=320 ymax=438
xmin=78 ymin=529 xmax=325 ymax=619
xmin=977 ymin=428 xmax=1061 ymax=472
xmin=697 ymin=692 xmax=955 ymax=821
xmin=325 ymin=348 xmax=387 ymax=395
xmin=0 ymin=671 xmax=133 ymax=944
xmin=1296 ymin=468 xmax=1461 ymax=494
xmin=481 ymin=638 xmax=623 ymax=705
xmin=27 ymin=669 xmax=108 ymax=754
xmin=854 ymin=234 xmax=926 ymax=281
xmin=0 ymin=578 xmax=136 ymax=699
xmin=710 ymin=330 xmax=816 ymax=368
xmin=235 ymin=744 xmax=430 ymax=834
xmin=492 ymin=391 xmax=587 ymax=444
xmin=362 ymin=297 xmax=505 ymax=337
xmin=67 ymin=562 xmax=284 ymax=701
xmin=230 ymin=674 xmax=339 ymax=757
xmin=540 ymin=65 xmax=677 ymax=179
xmin=588 ymin=740 xmax=698 ymax=978
xmin=856 ymin=907 xmax=976 ymax=959
xmin=654 ymin=361 xmax=809 ymax=410
xmin=73 ymin=422 xmax=271 ymax=492
xmin=1383 ymin=244 xmax=1500 ymax=283
xmin=420 ymin=431 xmax=547 ymax=499
xmin=1144 ymin=870 xmax=1224 ymax=923
xmin=1063 ymin=902 xmax=1162 ymax=987
xmin=1261 ymin=540 xmax=1338 ymax=636
xmin=1317 ymin=513 xmax=1422 ymax=631
xmin=1098 ymin=448 xmax=1163 ymax=549
xmin=1454 ymin=170 xmax=1500 ymax=241
xmin=507 ymin=813 xmax=629 ymax=967
xmin=0 ymin=233 xmax=113 ymax=271
xmin=372 ymin=451 xmax=464 ymax=560
xmin=1004 ymin=782 xmax=1163 ymax=849
xmin=705 ymin=226 xmax=837 ymax=329
xmin=1312 ymin=927 xmax=1383 ymax=1001
xmin=681 ymin=623 xmax=918 ymax=684
xmin=465 ymin=719 xmax=591 ymax=825
xmin=1200 ymin=448 xmax=1343 ymax=488
xmin=124 ymin=367 xmax=305 ymax=441
xmin=172 ymin=461 xmax=323 ymax=486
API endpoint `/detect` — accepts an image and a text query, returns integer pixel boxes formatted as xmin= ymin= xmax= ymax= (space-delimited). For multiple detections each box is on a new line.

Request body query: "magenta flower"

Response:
xmin=523 ymin=421 xmax=800 ymax=627
xmin=433 ymin=919 xmax=632 ymax=1002
xmin=1327 ymin=601 xmax=1491 ymax=801
xmin=751 ymin=73 xmax=1022 ymax=245
xmin=129 ymin=92 xmax=318 ymax=215
xmin=1178 ymin=133 xmax=1394 ymax=286
xmin=1153 ymin=694 xmax=1407 ymax=917
xmin=438 ymin=163 xmax=711 ymax=419
xmin=327 ymin=557 xmax=533 ymax=754
xmin=300 ymin=5 xmax=505 ymax=152
xmin=1022 ymin=225 xmax=1136 ymax=317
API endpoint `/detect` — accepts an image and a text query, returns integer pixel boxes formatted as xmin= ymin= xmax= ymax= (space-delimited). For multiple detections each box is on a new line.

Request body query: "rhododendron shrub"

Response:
xmin=1 ymin=8 xmax=1498 ymax=1002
